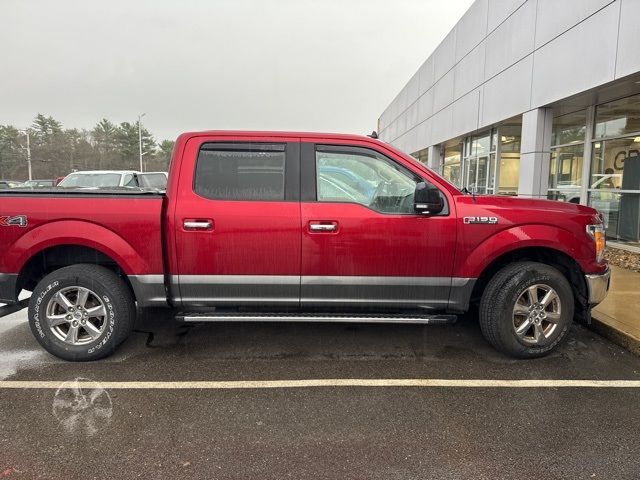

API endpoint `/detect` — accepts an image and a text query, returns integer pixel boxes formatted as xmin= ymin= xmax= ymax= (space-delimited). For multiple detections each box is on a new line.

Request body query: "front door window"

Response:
xmin=316 ymin=146 xmax=421 ymax=214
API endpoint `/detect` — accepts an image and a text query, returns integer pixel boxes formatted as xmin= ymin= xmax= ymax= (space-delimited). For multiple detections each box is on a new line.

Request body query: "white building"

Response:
xmin=378 ymin=0 xmax=640 ymax=242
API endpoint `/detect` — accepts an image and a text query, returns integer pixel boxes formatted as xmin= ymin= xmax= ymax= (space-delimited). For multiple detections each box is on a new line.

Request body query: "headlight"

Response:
xmin=586 ymin=223 xmax=606 ymax=263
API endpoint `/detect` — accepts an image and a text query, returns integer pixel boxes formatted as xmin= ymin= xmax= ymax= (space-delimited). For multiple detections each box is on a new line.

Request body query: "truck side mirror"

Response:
xmin=414 ymin=181 xmax=444 ymax=215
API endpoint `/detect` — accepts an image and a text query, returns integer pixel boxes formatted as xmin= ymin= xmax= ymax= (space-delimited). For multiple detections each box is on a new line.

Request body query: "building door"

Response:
xmin=461 ymin=130 xmax=496 ymax=194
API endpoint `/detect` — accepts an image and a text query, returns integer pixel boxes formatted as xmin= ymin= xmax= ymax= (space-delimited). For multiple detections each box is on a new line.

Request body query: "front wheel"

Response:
xmin=28 ymin=264 xmax=136 ymax=361
xmin=479 ymin=261 xmax=574 ymax=358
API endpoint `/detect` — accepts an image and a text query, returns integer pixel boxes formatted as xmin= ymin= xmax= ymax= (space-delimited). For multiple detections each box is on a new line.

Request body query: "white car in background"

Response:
xmin=137 ymin=171 xmax=168 ymax=189
xmin=555 ymin=174 xmax=622 ymax=203
xmin=58 ymin=170 xmax=141 ymax=188
xmin=58 ymin=170 xmax=168 ymax=189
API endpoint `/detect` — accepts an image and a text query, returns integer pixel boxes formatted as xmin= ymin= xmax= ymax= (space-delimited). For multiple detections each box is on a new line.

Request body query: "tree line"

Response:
xmin=0 ymin=114 xmax=174 ymax=180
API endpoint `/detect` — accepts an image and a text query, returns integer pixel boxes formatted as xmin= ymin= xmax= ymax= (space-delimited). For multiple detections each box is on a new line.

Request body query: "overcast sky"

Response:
xmin=1 ymin=0 xmax=473 ymax=141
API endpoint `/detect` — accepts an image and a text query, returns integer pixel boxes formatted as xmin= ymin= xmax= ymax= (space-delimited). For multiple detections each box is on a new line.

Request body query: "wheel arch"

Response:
xmin=470 ymin=246 xmax=589 ymax=322
xmin=10 ymin=220 xmax=150 ymax=275
xmin=16 ymin=244 xmax=136 ymax=302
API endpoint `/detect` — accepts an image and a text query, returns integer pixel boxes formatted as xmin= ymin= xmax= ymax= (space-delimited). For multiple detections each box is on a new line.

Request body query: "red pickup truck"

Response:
xmin=0 ymin=131 xmax=610 ymax=361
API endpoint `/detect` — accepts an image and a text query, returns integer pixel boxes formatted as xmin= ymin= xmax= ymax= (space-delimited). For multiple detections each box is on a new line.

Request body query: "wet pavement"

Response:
xmin=1 ymin=307 xmax=640 ymax=479
xmin=593 ymin=265 xmax=640 ymax=350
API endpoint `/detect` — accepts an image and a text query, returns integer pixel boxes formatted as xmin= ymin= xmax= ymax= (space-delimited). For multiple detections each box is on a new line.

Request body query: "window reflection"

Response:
xmin=594 ymin=93 xmax=640 ymax=139
xmin=411 ymin=148 xmax=429 ymax=165
xmin=442 ymin=140 xmax=462 ymax=187
xmin=589 ymin=94 xmax=640 ymax=241
xmin=463 ymin=130 xmax=496 ymax=195
xmin=498 ymin=124 xmax=521 ymax=195
xmin=548 ymin=110 xmax=586 ymax=203
xmin=548 ymin=144 xmax=584 ymax=203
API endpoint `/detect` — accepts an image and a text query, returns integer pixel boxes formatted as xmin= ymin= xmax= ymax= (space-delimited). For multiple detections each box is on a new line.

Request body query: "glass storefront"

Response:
xmin=548 ymin=110 xmax=586 ymax=203
xmin=441 ymin=140 xmax=462 ymax=187
xmin=497 ymin=124 xmax=521 ymax=195
xmin=462 ymin=130 xmax=496 ymax=194
xmin=439 ymin=122 xmax=521 ymax=195
xmin=588 ymin=93 xmax=640 ymax=241
xmin=421 ymin=93 xmax=640 ymax=242
xmin=411 ymin=148 xmax=429 ymax=165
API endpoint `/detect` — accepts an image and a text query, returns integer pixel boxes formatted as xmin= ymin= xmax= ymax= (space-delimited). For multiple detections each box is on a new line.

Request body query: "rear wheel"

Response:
xmin=28 ymin=264 xmax=135 ymax=361
xmin=479 ymin=261 xmax=574 ymax=358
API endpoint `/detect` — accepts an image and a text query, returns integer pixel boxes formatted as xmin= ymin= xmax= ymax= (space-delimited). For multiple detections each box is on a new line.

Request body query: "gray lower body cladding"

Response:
xmin=1 ymin=273 xmax=476 ymax=313
xmin=168 ymin=275 xmax=476 ymax=312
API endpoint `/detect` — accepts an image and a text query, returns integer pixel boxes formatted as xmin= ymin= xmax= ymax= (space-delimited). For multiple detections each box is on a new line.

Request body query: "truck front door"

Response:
xmin=173 ymin=136 xmax=301 ymax=307
xmin=299 ymin=140 xmax=458 ymax=310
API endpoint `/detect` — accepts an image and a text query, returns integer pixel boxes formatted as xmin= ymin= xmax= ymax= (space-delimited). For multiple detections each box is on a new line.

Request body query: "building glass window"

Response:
xmin=441 ymin=140 xmax=462 ymax=187
xmin=588 ymin=93 xmax=640 ymax=241
xmin=441 ymin=123 xmax=521 ymax=195
xmin=594 ymin=94 xmax=640 ymax=139
xmin=497 ymin=123 xmax=521 ymax=196
xmin=462 ymin=130 xmax=496 ymax=195
xmin=411 ymin=148 xmax=429 ymax=165
xmin=551 ymin=110 xmax=587 ymax=146
xmin=547 ymin=110 xmax=586 ymax=203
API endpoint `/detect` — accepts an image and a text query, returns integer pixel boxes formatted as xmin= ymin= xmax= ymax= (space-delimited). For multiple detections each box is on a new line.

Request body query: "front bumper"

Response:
xmin=585 ymin=267 xmax=611 ymax=305
xmin=0 ymin=273 xmax=18 ymax=304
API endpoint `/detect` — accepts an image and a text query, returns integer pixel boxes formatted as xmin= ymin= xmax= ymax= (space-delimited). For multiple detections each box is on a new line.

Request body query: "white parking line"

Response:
xmin=1 ymin=379 xmax=640 ymax=389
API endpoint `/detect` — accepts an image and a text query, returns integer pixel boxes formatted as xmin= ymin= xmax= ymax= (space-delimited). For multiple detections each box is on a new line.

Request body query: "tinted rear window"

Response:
xmin=194 ymin=144 xmax=285 ymax=201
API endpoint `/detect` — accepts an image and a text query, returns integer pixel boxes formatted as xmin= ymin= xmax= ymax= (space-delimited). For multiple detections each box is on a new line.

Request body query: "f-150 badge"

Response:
xmin=464 ymin=216 xmax=498 ymax=224
xmin=0 ymin=215 xmax=28 ymax=227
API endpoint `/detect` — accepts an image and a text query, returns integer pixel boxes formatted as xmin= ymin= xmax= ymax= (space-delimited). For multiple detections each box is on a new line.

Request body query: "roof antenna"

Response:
xmin=367 ymin=131 xmax=378 ymax=139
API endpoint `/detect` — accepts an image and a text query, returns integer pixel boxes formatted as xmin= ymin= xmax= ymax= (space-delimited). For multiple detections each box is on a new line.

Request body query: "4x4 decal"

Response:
xmin=0 ymin=215 xmax=28 ymax=227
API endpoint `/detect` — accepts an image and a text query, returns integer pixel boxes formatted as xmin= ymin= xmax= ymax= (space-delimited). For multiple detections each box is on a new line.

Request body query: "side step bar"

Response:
xmin=176 ymin=312 xmax=457 ymax=325
xmin=0 ymin=299 xmax=29 ymax=318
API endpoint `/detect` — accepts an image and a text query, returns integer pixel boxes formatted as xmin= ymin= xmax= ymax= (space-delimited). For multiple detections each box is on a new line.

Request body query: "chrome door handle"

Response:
xmin=183 ymin=219 xmax=213 ymax=230
xmin=309 ymin=222 xmax=338 ymax=232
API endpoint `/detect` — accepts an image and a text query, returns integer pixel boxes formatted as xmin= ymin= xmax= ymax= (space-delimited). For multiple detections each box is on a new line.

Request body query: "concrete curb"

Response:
xmin=590 ymin=312 xmax=640 ymax=356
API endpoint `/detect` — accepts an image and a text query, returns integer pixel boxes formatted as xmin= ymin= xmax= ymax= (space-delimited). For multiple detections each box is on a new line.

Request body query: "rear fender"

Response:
xmin=10 ymin=220 xmax=149 ymax=275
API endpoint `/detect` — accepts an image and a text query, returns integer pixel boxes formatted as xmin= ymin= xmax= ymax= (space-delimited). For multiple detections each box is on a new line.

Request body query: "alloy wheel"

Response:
xmin=512 ymin=283 xmax=561 ymax=345
xmin=45 ymin=286 xmax=107 ymax=345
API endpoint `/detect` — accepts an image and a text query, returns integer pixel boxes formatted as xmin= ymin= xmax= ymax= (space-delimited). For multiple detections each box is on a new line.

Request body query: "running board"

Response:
xmin=176 ymin=312 xmax=457 ymax=325
xmin=0 ymin=299 xmax=29 ymax=318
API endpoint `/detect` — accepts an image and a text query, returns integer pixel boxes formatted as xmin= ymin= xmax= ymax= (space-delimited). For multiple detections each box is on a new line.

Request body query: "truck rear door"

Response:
xmin=172 ymin=135 xmax=301 ymax=307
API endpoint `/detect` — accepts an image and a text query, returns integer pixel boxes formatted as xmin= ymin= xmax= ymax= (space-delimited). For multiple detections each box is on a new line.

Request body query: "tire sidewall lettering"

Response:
xmin=32 ymin=280 xmax=118 ymax=355
xmin=87 ymin=295 xmax=116 ymax=354
xmin=33 ymin=281 xmax=59 ymax=339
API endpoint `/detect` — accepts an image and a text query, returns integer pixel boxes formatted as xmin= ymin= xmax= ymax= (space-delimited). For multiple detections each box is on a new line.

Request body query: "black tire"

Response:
xmin=479 ymin=261 xmax=574 ymax=358
xmin=28 ymin=264 xmax=136 ymax=361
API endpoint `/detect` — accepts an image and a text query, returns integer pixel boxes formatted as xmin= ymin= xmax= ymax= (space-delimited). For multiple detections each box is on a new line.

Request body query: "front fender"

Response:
xmin=457 ymin=224 xmax=591 ymax=278
xmin=10 ymin=220 xmax=150 ymax=275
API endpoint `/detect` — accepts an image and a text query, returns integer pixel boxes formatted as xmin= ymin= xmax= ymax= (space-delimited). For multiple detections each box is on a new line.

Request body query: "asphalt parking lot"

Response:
xmin=1 ymin=307 xmax=640 ymax=479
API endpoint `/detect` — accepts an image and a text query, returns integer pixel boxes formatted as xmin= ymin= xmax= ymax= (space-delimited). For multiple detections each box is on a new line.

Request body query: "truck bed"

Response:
xmin=0 ymin=189 xmax=165 ymax=304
